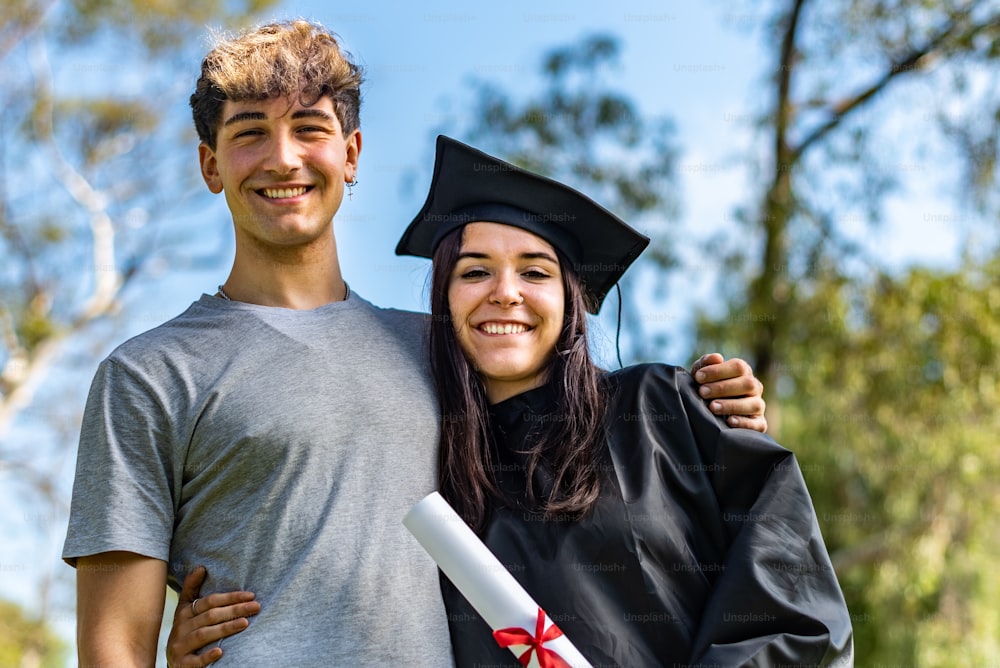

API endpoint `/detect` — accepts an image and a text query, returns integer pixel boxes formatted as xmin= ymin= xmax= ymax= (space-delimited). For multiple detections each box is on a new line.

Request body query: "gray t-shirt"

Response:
xmin=63 ymin=292 xmax=454 ymax=666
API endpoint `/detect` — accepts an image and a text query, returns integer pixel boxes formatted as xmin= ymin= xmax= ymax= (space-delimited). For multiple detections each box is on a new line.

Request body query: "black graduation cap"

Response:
xmin=394 ymin=135 xmax=650 ymax=314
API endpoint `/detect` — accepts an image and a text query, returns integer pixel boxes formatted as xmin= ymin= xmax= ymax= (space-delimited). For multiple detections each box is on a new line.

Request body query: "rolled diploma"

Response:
xmin=403 ymin=492 xmax=592 ymax=668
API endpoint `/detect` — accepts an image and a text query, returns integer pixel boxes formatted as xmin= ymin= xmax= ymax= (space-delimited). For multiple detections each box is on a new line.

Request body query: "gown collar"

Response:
xmin=486 ymin=382 xmax=560 ymax=505
xmin=487 ymin=382 xmax=560 ymax=435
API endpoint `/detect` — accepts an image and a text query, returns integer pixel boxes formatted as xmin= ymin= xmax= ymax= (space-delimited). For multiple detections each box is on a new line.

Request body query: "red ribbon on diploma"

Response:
xmin=493 ymin=608 xmax=573 ymax=668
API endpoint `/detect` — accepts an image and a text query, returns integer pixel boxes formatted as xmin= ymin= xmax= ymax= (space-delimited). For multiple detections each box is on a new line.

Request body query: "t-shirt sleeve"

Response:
xmin=62 ymin=358 xmax=177 ymax=567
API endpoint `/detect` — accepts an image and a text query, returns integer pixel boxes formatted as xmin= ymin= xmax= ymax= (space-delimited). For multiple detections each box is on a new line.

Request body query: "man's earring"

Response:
xmin=347 ymin=178 xmax=358 ymax=200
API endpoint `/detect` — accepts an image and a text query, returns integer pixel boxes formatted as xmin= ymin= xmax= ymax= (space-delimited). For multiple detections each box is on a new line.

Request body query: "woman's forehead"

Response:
xmin=459 ymin=222 xmax=558 ymax=256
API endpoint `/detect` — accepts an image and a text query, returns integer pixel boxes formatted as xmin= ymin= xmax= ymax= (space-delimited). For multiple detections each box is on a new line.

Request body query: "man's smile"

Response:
xmin=257 ymin=185 xmax=314 ymax=200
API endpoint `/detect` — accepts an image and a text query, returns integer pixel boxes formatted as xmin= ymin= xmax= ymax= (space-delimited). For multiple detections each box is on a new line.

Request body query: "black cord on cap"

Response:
xmin=615 ymin=283 xmax=624 ymax=369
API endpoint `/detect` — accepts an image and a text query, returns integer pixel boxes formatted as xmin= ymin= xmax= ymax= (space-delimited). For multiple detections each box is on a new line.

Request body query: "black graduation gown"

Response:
xmin=441 ymin=363 xmax=853 ymax=667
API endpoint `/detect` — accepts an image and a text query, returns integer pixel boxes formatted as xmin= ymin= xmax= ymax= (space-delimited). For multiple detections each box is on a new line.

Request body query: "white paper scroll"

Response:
xmin=403 ymin=491 xmax=592 ymax=668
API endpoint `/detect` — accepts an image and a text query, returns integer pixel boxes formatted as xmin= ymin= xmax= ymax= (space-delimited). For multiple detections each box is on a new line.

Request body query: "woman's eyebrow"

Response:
xmin=457 ymin=251 xmax=558 ymax=262
xmin=520 ymin=251 xmax=559 ymax=263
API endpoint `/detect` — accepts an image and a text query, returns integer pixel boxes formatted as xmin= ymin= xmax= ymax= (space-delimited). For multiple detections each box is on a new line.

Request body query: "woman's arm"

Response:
xmin=166 ymin=566 xmax=260 ymax=668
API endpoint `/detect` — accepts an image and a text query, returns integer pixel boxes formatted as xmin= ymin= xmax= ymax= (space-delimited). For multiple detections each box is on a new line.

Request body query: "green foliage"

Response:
xmin=64 ymin=0 xmax=273 ymax=51
xmin=696 ymin=2 xmax=1000 ymax=660
xmin=699 ymin=257 xmax=1000 ymax=662
xmin=0 ymin=599 xmax=68 ymax=668
xmin=720 ymin=0 xmax=1000 ymax=393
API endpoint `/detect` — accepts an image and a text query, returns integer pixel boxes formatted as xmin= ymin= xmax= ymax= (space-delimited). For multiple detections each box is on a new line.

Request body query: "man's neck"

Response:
xmin=222 ymin=234 xmax=349 ymax=310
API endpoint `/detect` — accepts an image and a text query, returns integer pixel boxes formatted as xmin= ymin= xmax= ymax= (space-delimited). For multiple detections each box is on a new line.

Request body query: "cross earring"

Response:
xmin=347 ymin=178 xmax=358 ymax=200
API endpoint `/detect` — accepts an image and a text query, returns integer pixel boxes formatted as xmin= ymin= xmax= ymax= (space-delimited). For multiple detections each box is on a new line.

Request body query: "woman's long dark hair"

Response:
xmin=430 ymin=226 xmax=607 ymax=531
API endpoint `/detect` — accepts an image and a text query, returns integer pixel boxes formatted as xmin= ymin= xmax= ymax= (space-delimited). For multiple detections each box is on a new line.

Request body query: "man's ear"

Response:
xmin=344 ymin=129 xmax=362 ymax=184
xmin=199 ymin=143 xmax=223 ymax=194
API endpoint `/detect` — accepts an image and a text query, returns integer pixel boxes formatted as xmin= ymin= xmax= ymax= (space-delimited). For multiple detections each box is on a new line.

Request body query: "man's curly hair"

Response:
xmin=190 ymin=20 xmax=364 ymax=149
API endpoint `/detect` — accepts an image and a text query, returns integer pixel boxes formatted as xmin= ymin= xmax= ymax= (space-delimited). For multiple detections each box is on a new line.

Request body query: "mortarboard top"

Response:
xmin=394 ymin=135 xmax=650 ymax=314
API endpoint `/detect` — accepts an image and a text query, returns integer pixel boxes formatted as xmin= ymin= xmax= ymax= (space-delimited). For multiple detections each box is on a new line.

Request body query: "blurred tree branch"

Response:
xmin=741 ymin=0 xmax=1000 ymax=415
xmin=0 ymin=36 xmax=127 ymax=441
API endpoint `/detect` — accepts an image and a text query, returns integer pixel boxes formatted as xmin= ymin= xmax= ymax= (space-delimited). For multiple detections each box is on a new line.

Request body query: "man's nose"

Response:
xmin=263 ymin=133 xmax=303 ymax=174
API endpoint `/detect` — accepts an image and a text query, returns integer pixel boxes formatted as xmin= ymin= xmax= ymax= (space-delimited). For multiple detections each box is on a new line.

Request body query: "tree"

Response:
xmin=700 ymin=255 xmax=1000 ymax=663
xmin=717 ymin=0 xmax=1000 ymax=400
xmin=695 ymin=0 xmax=1000 ymax=661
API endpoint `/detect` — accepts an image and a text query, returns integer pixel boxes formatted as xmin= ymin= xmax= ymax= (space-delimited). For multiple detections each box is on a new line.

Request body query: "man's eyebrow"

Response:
xmin=291 ymin=108 xmax=337 ymax=122
xmin=223 ymin=111 xmax=266 ymax=126
xmin=222 ymin=109 xmax=337 ymax=126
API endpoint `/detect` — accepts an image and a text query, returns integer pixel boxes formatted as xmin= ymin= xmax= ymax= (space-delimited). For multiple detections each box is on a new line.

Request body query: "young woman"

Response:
xmin=167 ymin=137 xmax=850 ymax=667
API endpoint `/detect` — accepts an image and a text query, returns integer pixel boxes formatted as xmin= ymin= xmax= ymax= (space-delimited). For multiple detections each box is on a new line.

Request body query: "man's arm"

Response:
xmin=77 ymin=551 xmax=167 ymax=667
xmin=690 ymin=353 xmax=767 ymax=432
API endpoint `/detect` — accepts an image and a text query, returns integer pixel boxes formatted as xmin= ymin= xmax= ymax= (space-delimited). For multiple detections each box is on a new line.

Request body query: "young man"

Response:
xmin=63 ymin=20 xmax=767 ymax=666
